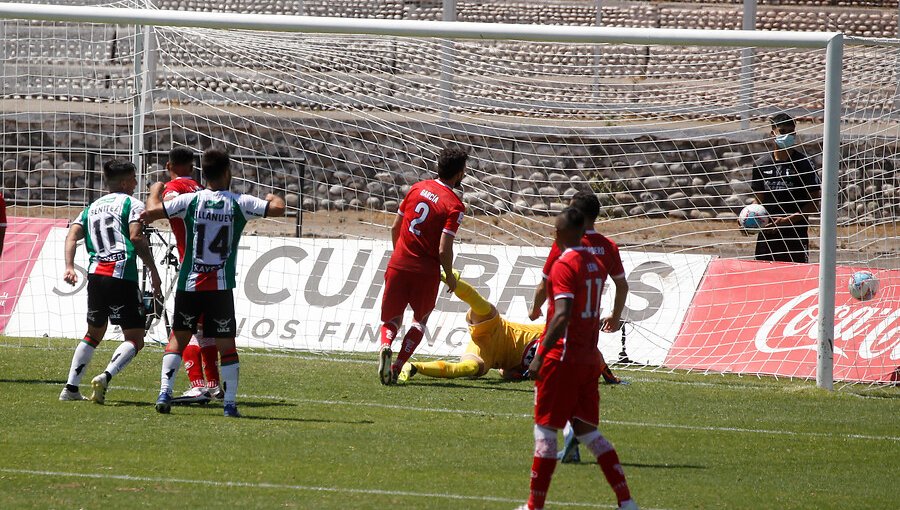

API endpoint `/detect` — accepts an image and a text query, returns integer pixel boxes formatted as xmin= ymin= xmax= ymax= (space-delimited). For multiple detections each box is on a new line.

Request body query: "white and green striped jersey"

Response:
xmin=72 ymin=192 xmax=144 ymax=282
xmin=164 ymin=188 xmax=269 ymax=292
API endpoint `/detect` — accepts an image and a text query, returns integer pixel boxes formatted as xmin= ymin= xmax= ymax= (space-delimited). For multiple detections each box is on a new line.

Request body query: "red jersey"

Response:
xmin=163 ymin=176 xmax=203 ymax=260
xmin=388 ymin=179 xmax=464 ymax=275
xmin=542 ymin=229 xmax=624 ymax=281
xmin=542 ymin=247 xmax=607 ymax=365
xmin=0 ymin=194 xmax=7 ymax=228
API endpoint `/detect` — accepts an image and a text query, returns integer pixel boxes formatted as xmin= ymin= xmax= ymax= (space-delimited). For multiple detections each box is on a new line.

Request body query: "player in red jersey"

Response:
xmin=161 ymin=147 xmax=222 ymax=404
xmin=378 ymin=146 xmax=468 ymax=385
xmin=531 ymin=190 xmax=627 ymax=384
xmin=531 ymin=191 xmax=629 ymax=462
xmin=519 ymin=207 xmax=637 ymax=510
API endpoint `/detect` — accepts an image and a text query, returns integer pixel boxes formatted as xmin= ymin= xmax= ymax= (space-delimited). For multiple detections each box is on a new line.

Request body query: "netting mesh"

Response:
xmin=1 ymin=1 xmax=899 ymax=385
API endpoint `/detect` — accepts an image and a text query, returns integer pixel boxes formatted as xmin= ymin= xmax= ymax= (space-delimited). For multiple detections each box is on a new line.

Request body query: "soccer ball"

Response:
xmin=738 ymin=203 xmax=770 ymax=231
xmin=848 ymin=271 xmax=879 ymax=301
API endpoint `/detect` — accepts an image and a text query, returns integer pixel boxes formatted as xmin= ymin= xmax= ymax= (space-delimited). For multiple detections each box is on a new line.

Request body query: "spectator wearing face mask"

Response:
xmin=750 ymin=113 xmax=822 ymax=263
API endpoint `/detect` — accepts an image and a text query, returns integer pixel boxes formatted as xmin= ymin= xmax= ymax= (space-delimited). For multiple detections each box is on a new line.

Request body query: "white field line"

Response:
xmin=0 ymin=468 xmax=646 ymax=510
xmin=2 ymin=344 xmax=898 ymax=442
xmin=34 ymin=380 xmax=900 ymax=443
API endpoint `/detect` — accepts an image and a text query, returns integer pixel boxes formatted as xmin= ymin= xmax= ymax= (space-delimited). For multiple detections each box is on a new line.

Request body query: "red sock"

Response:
xmin=200 ymin=345 xmax=220 ymax=387
xmin=586 ymin=435 xmax=632 ymax=505
xmin=182 ymin=344 xmax=205 ymax=388
xmin=527 ymin=456 xmax=557 ymax=510
xmin=391 ymin=326 xmax=423 ymax=371
xmin=379 ymin=323 xmax=397 ymax=348
xmin=220 ymin=348 xmax=239 ymax=367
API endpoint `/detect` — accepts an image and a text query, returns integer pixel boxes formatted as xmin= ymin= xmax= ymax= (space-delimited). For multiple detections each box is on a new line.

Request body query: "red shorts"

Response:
xmin=381 ymin=267 xmax=441 ymax=323
xmin=534 ymin=358 xmax=601 ymax=429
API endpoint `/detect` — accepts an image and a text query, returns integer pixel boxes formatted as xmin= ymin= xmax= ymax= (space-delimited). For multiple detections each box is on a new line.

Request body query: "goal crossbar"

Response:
xmin=0 ymin=2 xmax=839 ymax=48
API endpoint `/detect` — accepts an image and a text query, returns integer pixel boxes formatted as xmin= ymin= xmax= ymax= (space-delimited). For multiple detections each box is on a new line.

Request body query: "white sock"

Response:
xmin=562 ymin=421 xmax=575 ymax=442
xmin=103 ymin=341 xmax=138 ymax=378
xmin=66 ymin=342 xmax=96 ymax=387
xmin=220 ymin=363 xmax=239 ymax=405
xmin=160 ymin=352 xmax=182 ymax=396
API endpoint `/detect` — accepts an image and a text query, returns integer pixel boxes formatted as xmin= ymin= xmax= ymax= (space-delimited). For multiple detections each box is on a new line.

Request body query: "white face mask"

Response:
xmin=774 ymin=133 xmax=796 ymax=149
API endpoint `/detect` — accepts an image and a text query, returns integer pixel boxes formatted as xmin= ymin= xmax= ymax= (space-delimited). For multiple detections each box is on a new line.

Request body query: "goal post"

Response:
xmin=6 ymin=2 xmax=899 ymax=389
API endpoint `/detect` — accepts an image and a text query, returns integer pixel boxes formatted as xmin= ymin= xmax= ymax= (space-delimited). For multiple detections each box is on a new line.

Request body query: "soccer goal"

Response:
xmin=0 ymin=1 xmax=898 ymax=388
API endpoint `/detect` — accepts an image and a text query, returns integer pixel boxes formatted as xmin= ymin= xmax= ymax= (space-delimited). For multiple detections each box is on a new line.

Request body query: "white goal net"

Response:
xmin=1 ymin=1 xmax=899 ymax=386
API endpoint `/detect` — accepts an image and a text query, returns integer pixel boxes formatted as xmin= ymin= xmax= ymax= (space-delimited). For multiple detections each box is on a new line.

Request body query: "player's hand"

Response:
xmin=139 ymin=209 xmax=152 ymax=226
xmin=528 ymin=307 xmax=543 ymax=321
xmin=150 ymin=271 xmax=163 ymax=297
xmin=528 ymin=355 xmax=543 ymax=381
xmin=63 ymin=268 xmax=78 ymax=286
xmin=600 ymin=316 xmax=621 ymax=333
xmin=444 ymin=271 xmax=457 ymax=294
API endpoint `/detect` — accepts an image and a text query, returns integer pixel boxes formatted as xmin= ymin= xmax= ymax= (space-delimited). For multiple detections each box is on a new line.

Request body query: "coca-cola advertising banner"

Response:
xmin=6 ymin=229 xmax=707 ymax=365
xmin=670 ymin=259 xmax=900 ymax=383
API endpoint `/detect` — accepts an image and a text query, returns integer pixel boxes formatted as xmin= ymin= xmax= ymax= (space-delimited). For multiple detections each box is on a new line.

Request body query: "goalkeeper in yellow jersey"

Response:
xmin=398 ymin=270 xmax=621 ymax=383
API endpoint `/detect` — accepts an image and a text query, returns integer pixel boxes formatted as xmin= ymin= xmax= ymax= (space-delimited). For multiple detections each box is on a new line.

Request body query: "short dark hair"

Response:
xmin=168 ymin=146 xmax=195 ymax=167
xmin=201 ymin=148 xmax=230 ymax=182
xmin=557 ymin=206 xmax=586 ymax=234
xmin=570 ymin=190 xmax=600 ymax=222
xmin=437 ymin=146 xmax=468 ymax=180
xmin=102 ymin=159 xmax=136 ymax=185
xmin=770 ymin=113 xmax=795 ymax=133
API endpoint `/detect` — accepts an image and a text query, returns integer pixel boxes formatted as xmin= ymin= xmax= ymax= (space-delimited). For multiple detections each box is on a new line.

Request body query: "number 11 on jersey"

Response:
xmin=581 ymin=278 xmax=604 ymax=319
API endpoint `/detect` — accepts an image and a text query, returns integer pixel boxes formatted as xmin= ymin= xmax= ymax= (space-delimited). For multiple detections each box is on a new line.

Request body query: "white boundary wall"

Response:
xmin=7 ymin=229 xmax=711 ymax=365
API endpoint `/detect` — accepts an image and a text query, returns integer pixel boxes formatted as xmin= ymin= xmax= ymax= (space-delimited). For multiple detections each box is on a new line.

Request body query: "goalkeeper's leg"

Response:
xmin=442 ymin=269 xmax=493 ymax=319
xmin=411 ymin=355 xmax=483 ymax=379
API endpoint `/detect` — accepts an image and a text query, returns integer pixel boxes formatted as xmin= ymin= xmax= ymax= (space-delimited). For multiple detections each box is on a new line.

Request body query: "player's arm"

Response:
xmin=438 ymin=231 xmax=456 ymax=293
xmin=531 ymin=243 xmax=560 ymax=320
xmin=130 ymin=221 xmax=162 ymax=295
xmin=529 ymin=279 xmax=547 ymax=321
xmin=601 ymin=275 xmax=628 ymax=333
xmin=264 ymin=193 xmax=286 ymax=218
xmin=390 ymin=213 xmax=402 ymax=249
xmin=63 ymin=223 xmax=84 ymax=286
xmin=529 ymin=297 xmax=571 ymax=379
xmin=141 ymin=182 xmax=167 ymax=224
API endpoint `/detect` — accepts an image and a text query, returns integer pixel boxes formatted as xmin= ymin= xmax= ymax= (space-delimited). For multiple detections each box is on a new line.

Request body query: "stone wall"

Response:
xmin=3 ymin=115 xmax=898 ymax=227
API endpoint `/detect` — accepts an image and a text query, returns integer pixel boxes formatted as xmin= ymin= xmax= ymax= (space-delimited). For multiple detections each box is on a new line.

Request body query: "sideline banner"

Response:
xmin=670 ymin=259 xmax=900 ymax=383
xmin=0 ymin=218 xmax=67 ymax=333
xmin=6 ymin=232 xmax=708 ymax=362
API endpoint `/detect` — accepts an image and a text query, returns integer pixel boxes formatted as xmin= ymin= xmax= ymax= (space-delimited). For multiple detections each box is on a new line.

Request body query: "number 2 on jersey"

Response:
xmin=195 ymin=223 xmax=230 ymax=259
xmin=581 ymin=277 xmax=604 ymax=319
xmin=407 ymin=202 xmax=430 ymax=236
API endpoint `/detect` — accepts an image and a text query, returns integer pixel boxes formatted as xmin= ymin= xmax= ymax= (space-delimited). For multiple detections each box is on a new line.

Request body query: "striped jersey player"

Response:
xmin=142 ymin=148 xmax=285 ymax=418
xmin=73 ymin=192 xmax=145 ymax=281
xmin=165 ymin=188 xmax=268 ymax=292
xmin=160 ymin=146 xmax=222 ymax=404
xmin=60 ymin=160 xmax=162 ymax=405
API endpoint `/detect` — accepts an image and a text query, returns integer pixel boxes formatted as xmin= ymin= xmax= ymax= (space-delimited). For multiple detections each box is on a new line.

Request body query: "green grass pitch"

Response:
xmin=0 ymin=337 xmax=898 ymax=509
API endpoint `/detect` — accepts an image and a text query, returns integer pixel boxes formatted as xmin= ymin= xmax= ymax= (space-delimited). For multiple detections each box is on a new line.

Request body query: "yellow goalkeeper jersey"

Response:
xmin=465 ymin=313 xmax=543 ymax=371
